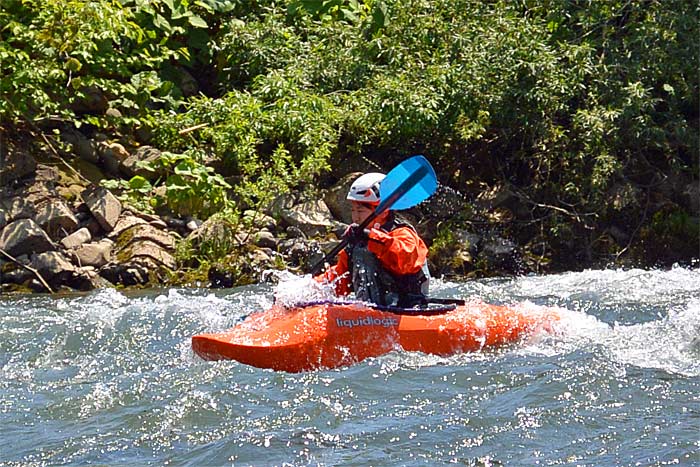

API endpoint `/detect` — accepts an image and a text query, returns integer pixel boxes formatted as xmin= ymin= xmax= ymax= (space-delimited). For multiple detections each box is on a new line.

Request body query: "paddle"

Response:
xmin=310 ymin=155 xmax=437 ymax=276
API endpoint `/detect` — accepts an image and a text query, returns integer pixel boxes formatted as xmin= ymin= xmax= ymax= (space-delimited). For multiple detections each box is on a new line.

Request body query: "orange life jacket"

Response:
xmin=318 ymin=217 xmax=429 ymax=300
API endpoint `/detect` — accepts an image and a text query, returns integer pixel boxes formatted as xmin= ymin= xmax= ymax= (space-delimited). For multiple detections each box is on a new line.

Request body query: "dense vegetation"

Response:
xmin=2 ymin=0 xmax=698 ymax=276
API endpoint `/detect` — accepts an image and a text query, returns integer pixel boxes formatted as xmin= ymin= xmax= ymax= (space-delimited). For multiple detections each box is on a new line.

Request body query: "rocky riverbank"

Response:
xmin=0 ymin=136 xmax=535 ymax=294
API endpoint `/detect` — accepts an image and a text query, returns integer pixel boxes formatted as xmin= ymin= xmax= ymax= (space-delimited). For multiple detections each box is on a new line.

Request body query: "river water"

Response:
xmin=1 ymin=267 xmax=698 ymax=466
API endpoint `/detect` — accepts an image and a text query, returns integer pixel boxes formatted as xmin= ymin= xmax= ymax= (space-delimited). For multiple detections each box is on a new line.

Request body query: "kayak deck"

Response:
xmin=192 ymin=300 xmax=560 ymax=372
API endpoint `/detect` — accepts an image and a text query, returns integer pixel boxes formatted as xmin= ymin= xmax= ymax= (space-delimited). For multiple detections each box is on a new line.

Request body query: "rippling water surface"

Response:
xmin=1 ymin=267 xmax=699 ymax=466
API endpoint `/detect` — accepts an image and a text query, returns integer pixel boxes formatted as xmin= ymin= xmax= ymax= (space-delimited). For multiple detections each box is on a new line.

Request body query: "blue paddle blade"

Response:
xmin=378 ymin=155 xmax=438 ymax=211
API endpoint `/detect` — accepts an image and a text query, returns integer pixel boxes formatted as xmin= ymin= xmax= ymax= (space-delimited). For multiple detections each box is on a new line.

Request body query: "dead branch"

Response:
xmin=0 ymin=248 xmax=55 ymax=294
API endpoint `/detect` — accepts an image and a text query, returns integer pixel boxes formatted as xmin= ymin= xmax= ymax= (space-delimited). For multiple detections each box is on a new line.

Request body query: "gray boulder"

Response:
xmin=116 ymin=240 xmax=177 ymax=270
xmin=30 ymin=251 xmax=76 ymax=282
xmin=280 ymin=200 xmax=336 ymax=237
xmin=83 ymin=186 xmax=122 ymax=232
xmin=100 ymin=221 xmax=178 ymax=286
xmin=113 ymin=223 xmax=176 ymax=250
xmin=108 ymin=215 xmax=148 ymax=239
xmin=60 ymin=227 xmax=92 ymax=249
xmin=0 ymin=219 xmax=54 ymax=257
xmin=242 ymin=210 xmax=277 ymax=232
xmin=186 ymin=214 xmax=238 ymax=250
xmin=98 ymin=141 xmax=130 ymax=175
xmin=101 ymin=240 xmax=176 ymax=287
xmin=35 ymin=199 xmax=79 ymax=239
xmin=2 ymin=196 xmax=37 ymax=222
xmin=253 ymin=229 xmax=278 ymax=249
xmin=323 ymin=172 xmax=360 ymax=225
xmin=72 ymin=239 xmax=114 ymax=268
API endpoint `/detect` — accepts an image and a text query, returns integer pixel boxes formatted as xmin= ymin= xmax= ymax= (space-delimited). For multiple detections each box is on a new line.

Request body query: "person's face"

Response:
xmin=350 ymin=202 xmax=376 ymax=224
xmin=350 ymin=202 xmax=390 ymax=226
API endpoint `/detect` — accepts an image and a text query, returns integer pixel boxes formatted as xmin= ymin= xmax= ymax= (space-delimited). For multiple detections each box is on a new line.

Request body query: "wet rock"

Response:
xmin=60 ymin=227 xmax=92 ymax=249
xmin=208 ymin=265 xmax=234 ymax=288
xmin=323 ymin=172 xmax=360 ymax=225
xmin=101 ymin=238 xmax=175 ymax=286
xmin=220 ymin=247 xmax=280 ymax=285
xmin=108 ymin=215 xmax=148 ymax=239
xmin=0 ymin=219 xmax=55 ymax=257
xmin=72 ymin=239 xmax=114 ymax=268
xmin=70 ymin=266 xmax=114 ymax=290
xmin=285 ymin=225 xmax=307 ymax=239
xmin=35 ymin=198 xmax=79 ymax=239
xmin=30 ymin=251 xmax=76 ymax=283
xmin=280 ymin=200 xmax=335 ymax=237
xmin=113 ymin=223 xmax=176 ymax=250
xmin=83 ymin=186 xmax=122 ymax=232
xmin=0 ymin=208 xmax=6 ymax=231
xmin=1 ymin=265 xmax=34 ymax=285
xmin=99 ymin=261 xmax=151 ymax=286
xmin=243 ymin=210 xmax=277 ymax=232
xmin=253 ymin=229 xmax=278 ymax=249
xmin=100 ymin=220 xmax=178 ymax=286
xmin=99 ymin=142 xmax=130 ymax=175
xmin=186 ymin=217 xmax=203 ymax=231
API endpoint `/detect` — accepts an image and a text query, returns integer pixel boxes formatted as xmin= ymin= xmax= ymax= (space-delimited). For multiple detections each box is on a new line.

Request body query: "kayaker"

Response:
xmin=316 ymin=172 xmax=430 ymax=307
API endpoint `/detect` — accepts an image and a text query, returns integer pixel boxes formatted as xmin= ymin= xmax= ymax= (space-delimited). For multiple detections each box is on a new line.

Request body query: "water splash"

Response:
xmin=265 ymin=270 xmax=337 ymax=308
xmin=521 ymin=296 xmax=700 ymax=377
xmin=602 ymin=299 xmax=700 ymax=376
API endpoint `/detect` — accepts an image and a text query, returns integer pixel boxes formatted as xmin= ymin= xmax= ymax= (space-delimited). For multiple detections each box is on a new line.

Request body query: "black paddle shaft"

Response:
xmin=309 ymin=165 xmax=430 ymax=276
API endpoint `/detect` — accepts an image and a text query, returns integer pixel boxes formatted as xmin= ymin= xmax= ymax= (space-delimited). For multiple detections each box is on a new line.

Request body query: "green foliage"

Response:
xmin=3 ymin=0 xmax=697 ymax=271
xmin=101 ymin=175 xmax=156 ymax=213
xmin=144 ymin=150 xmax=233 ymax=217
xmin=0 ymin=0 xmax=231 ymax=126
xmin=102 ymin=149 xmax=233 ymax=217
xmin=148 ymin=84 xmax=336 ymax=214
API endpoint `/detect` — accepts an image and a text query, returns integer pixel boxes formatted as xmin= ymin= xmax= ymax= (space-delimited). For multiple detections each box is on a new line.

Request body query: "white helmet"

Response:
xmin=347 ymin=172 xmax=385 ymax=205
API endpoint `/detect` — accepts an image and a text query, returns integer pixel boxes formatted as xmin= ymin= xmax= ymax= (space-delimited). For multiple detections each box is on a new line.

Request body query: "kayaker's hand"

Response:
xmin=344 ymin=223 xmax=369 ymax=245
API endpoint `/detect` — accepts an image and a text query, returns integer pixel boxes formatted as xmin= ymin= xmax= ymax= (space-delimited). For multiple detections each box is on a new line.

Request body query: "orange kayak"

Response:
xmin=191 ymin=300 xmax=560 ymax=372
